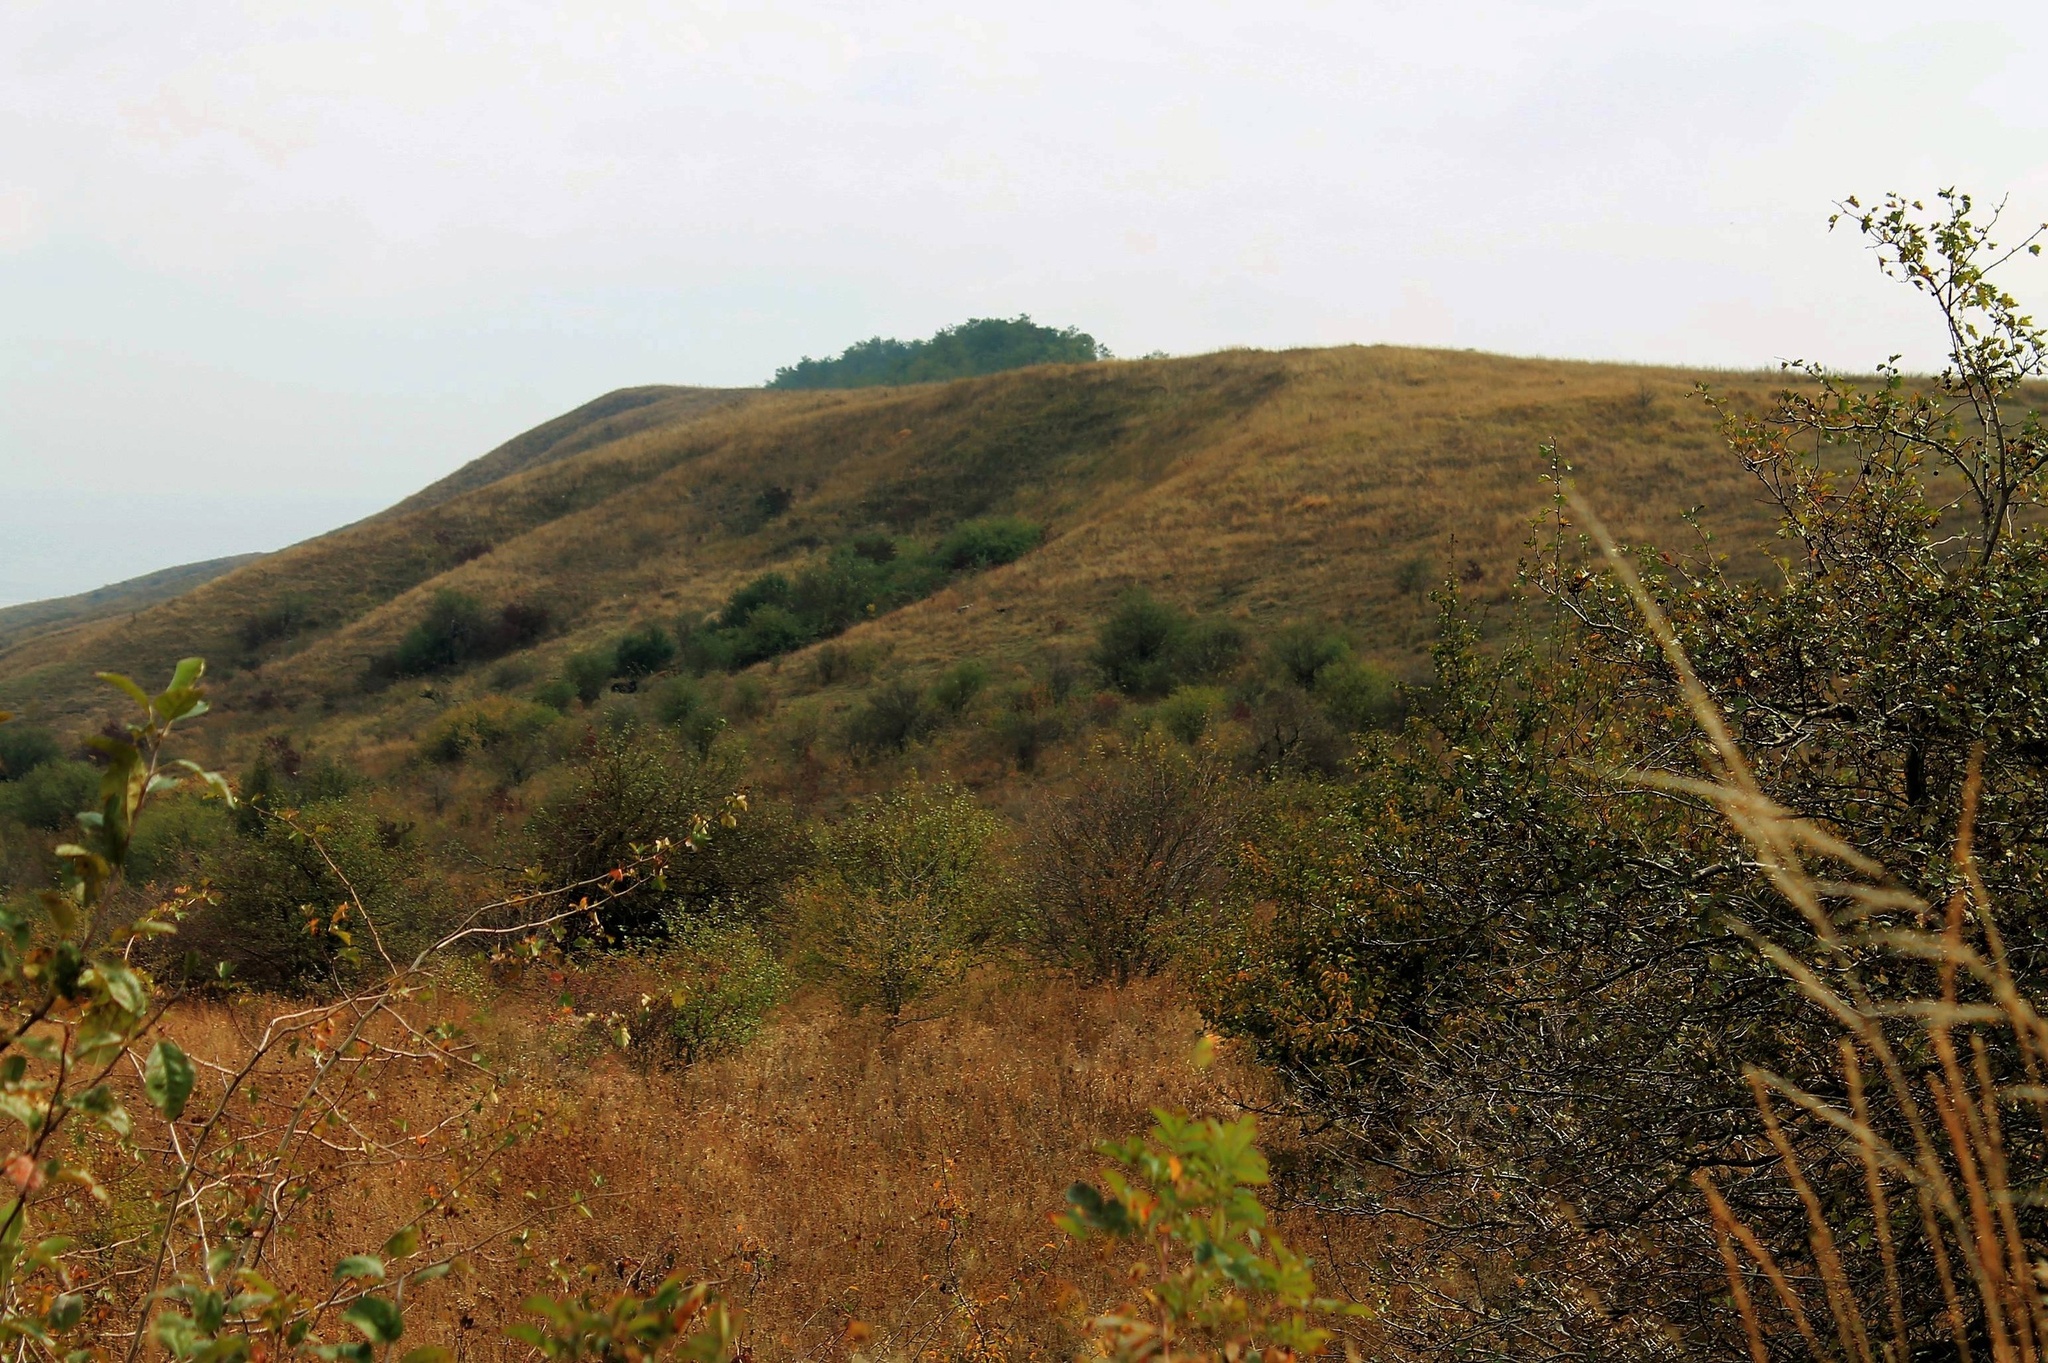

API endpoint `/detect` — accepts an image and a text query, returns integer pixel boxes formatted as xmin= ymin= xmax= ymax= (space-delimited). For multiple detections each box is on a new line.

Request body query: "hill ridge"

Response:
xmin=0 ymin=346 xmax=1783 ymax=741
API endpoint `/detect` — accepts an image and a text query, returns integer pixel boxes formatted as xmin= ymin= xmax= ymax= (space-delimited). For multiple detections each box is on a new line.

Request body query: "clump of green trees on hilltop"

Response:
xmin=768 ymin=316 xmax=1108 ymax=389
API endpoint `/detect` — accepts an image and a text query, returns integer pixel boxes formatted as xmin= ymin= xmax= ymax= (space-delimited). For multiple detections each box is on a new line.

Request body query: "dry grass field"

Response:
xmin=0 ymin=345 xmax=1784 ymax=756
xmin=142 ymin=970 xmax=1374 ymax=1363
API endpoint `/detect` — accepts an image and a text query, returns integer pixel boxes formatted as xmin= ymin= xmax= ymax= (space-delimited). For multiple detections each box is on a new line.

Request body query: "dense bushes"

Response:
xmin=1171 ymin=192 xmax=2048 ymax=1357
xmin=188 ymin=795 xmax=436 ymax=986
xmin=367 ymin=591 xmax=551 ymax=684
xmin=0 ymin=723 xmax=61 ymax=780
xmin=788 ymin=781 xmax=1007 ymax=1019
xmin=1091 ymin=590 xmax=1243 ymax=697
xmin=236 ymin=591 xmax=316 ymax=655
xmin=932 ymin=515 xmax=1042 ymax=570
xmin=768 ymin=316 xmax=1106 ymax=389
xmin=680 ymin=521 xmax=1039 ymax=674
xmin=530 ymin=734 xmax=809 ymax=944
xmin=420 ymin=695 xmax=557 ymax=764
xmin=1026 ymin=738 xmax=1235 ymax=984
xmin=0 ymin=759 xmax=96 ymax=831
xmin=631 ymin=919 xmax=785 ymax=1066
xmin=612 ymin=622 xmax=678 ymax=677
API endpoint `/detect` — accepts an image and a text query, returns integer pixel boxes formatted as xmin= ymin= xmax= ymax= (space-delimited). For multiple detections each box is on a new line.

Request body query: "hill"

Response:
xmin=0 ymin=345 xmax=1783 ymax=758
xmin=0 ymin=552 xmax=267 ymax=655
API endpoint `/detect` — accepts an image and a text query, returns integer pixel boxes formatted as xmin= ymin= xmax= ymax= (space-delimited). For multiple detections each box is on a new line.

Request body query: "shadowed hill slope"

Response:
xmin=0 ymin=346 xmax=1785 ymax=736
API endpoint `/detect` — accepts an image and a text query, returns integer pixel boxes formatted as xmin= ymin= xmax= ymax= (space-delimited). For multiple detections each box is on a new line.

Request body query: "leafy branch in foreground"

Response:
xmin=1059 ymin=1106 xmax=1363 ymax=1363
xmin=0 ymin=659 xmax=735 ymax=1363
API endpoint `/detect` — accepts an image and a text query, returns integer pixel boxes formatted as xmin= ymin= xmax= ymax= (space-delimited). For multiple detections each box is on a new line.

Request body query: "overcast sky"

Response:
xmin=4 ymin=1 xmax=2046 ymax=605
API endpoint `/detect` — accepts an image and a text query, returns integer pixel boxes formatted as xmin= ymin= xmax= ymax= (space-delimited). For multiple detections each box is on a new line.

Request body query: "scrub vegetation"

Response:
xmin=4 ymin=189 xmax=2046 ymax=1362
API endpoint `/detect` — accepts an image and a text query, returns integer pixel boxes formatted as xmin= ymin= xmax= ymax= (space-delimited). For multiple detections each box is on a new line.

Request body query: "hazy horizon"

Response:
xmin=5 ymin=0 xmax=2047 ymax=605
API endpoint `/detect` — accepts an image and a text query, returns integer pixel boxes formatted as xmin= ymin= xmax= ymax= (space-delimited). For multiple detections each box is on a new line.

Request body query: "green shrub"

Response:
xmin=376 ymin=591 xmax=551 ymax=681
xmin=718 ymin=573 xmax=795 ymax=629
xmin=651 ymin=677 xmax=724 ymax=755
xmin=1156 ymin=686 xmax=1225 ymax=744
xmin=126 ymin=796 xmax=234 ymax=883
xmin=397 ymin=585 xmax=493 ymax=671
xmin=1316 ymin=658 xmax=1400 ymax=732
xmin=232 ymin=738 xmax=359 ymax=832
xmin=237 ymin=591 xmax=316 ymax=654
xmin=637 ymin=920 xmax=785 ymax=1066
xmin=564 ymin=649 xmax=615 ymax=705
xmin=420 ymin=696 xmax=557 ymax=763
xmin=993 ymin=683 xmax=1066 ymax=772
xmin=846 ymin=679 xmax=932 ymax=754
xmin=530 ymin=735 xmax=810 ymax=944
xmin=810 ymin=642 xmax=882 ymax=687
xmin=0 ymin=724 xmax=61 ymax=781
xmin=728 ymin=605 xmax=811 ymax=666
xmin=683 ymin=530 xmax=1033 ymax=676
xmin=789 ymin=780 xmax=1007 ymax=1019
xmin=1268 ymin=621 xmax=1348 ymax=688
xmin=612 ymin=623 xmax=677 ymax=678
xmin=190 ymin=795 xmax=435 ymax=986
xmin=725 ymin=676 xmax=771 ymax=722
xmin=933 ymin=517 xmax=1042 ymax=570
xmin=1093 ymin=589 xmax=1189 ymax=697
xmin=1242 ymin=685 xmax=1346 ymax=776
xmin=1394 ymin=554 xmax=1434 ymax=599
xmin=534 ymin=677 xmax=577 ymax=712
xmin=930 ymin=660 xmax=989 ymax=716
xmin=1177 ymin=618 xmax=1247 ymax=681
xmin=849 ymin=533 xmax=898 ymax=563
xmin=0 ymin=759 xmax=97 ymax=831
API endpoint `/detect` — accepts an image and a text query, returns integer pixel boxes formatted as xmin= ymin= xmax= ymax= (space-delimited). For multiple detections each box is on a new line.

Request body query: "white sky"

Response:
xmin=4 ymin=0 xmax=2047 ymax=604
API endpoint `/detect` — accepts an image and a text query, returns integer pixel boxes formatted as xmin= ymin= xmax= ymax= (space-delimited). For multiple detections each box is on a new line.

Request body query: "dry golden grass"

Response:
xmin=145 ymin=969 xmax=1371 ymax=1363
xmin=2 ymin=346 xmax=1783 ymax=759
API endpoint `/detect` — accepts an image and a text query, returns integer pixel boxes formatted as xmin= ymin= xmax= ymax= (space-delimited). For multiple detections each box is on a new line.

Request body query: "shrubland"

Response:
xmin=768 ymin=317 xmax=1107 ymax=389
xmin=2 ymin=188 xmax=2046 ymax=1363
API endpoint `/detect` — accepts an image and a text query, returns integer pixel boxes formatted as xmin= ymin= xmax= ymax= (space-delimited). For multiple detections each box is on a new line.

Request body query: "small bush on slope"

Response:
xmin=789 ymin=779 xmax=1007 ymax=1021
xmin=1027 ymin=736 xmax=1237 ymax=985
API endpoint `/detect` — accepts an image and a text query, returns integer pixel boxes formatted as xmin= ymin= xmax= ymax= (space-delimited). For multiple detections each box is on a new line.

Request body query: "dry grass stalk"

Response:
xmin=1576 ymin=488 xmax=2048 ymax=1361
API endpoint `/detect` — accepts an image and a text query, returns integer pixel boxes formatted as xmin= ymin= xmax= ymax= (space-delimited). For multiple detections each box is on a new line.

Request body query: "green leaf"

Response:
xmin=101 ymin=964 xmax=148 ymax=1015
xmin=408 ymin=1263 xmax=451 ymax=1285
xmin=335 ymin=1255 xmax=386 ymax=1281
xmin=37 ymin=889 xmax=79 ymax=937
xmin=144 ymin=1040 xmax=195 ymax=1121
xmin=74 ymin=1084 xmax=131 ymax=1138
xmin=166 ymin=658 xmax=206 ymax=697
xmin=381 ymin=1226 xmax=419 ymax=1260
xmin=95 ymin=672 xmax=153 ymax=715
xmin=174 ymin=760 xmax=237 ymax=808
xmin=0 ymin=1094 xmax=45 ymax=1132
xmin=343 ymin=1295 xmax=403 ymax=1346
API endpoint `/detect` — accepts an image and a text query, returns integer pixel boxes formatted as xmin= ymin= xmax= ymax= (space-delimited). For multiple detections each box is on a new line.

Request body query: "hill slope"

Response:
xmin=0 ymin=346 xmax=1783 ymax=740
xmin=0 ymin=553 xmax=267 ymax=655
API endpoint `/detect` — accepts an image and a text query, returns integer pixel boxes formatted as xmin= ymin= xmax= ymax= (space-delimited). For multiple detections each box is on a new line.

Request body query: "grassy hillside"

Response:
xmin=0 ymin=552 xmax=265 ymax=654
xmin=0 ymin=345 xmax=1781 ymax=749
